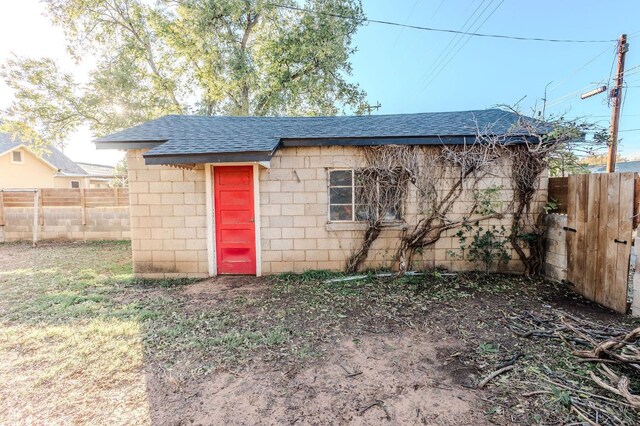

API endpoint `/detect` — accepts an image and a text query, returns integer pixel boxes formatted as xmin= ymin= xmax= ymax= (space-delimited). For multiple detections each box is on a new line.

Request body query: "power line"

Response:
xmin=547 ymin=45 xmax=613 ymax=93
xmin=545 ymin=63 xmax=640 ymax=108
xmin=419 ymin=0 xmax=493 ymax=88
xmin=546 ymin=83 xmax=601 ymax=107
xmin=266 ymin=3 xmax=617 ymax=43
xmin=619 ymin=128 xmax=640 ymax=132
xmin=431 ymin=0 xmax=446 ymax=19
xmin=391 ymin=0 xmax=421 ymax=48
xmin=423 ymin=0 xmax=505 ymax=91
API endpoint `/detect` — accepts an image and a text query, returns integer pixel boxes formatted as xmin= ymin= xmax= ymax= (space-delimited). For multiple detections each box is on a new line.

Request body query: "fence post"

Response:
xmin=80 ymin=188 xmax=87 ymax=226
xmin=33 ymin=190 xmax=39 ymax=247
xmin=38 ymin=189 xmax=44 ymax=226
xmin=633 ymin=236 xmax=640 ymax=317
xmin=0 ymin=190 xmax=4 ymax=226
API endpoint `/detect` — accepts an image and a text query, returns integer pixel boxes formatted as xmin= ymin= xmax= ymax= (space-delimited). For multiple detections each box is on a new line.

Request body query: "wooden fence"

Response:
xmin=547 ymin=173 xmax=638 ymax=313
xmin=549 ymin=174 xmax=640 ymax=227
xmin=0 ymin=188 xmax=130 ymax=244
xmin=0 ymin=188 xmax=129 ymax=226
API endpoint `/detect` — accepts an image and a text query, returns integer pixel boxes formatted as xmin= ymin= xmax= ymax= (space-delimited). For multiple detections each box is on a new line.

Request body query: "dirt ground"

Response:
xmin=147 ymin=279 xmax=486 ymax=425
xmin=1 ymin=242 xmax=639 ymax=425
xmin=142 ymin=275 xmax=638 ymax=426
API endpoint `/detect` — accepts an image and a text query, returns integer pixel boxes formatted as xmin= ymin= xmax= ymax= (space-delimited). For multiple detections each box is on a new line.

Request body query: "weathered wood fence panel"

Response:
xmin=0 ymin=188 xmax=130 ymax=243
xmin=548 ymin=177 xmax=569 ymax=214
xmin=563 ymin=173 xmax=635 ymax=313
xmin=0 ymin=188 xmax=128 ymax=209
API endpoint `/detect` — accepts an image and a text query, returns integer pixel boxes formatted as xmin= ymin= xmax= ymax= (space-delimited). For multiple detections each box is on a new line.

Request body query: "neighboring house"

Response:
xmin=96 ymin=109 xmax=549 ymax=278
xmin=76 ymin=162 xmax=127 ymax=188
xmin=0 ymin=132 xmax=120 ymax=189
xmin=589 ymin=161 xmax=640 ymax=173
xmin=0 ymin=132 xmax=89 ymax=189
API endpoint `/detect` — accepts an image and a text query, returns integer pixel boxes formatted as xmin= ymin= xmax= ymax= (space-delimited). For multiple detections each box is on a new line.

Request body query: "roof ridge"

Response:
xmin=161 ymin=108 xmax=511 ymax=120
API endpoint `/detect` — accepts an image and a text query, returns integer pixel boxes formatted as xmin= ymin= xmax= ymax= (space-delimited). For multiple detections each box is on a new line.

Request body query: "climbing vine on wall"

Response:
xmin=346 ymin=109 xmax=603 ymax=276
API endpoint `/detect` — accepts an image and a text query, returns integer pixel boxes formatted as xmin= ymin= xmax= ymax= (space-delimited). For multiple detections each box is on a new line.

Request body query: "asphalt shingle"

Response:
xmin=94 ymin=109 xmax=542 ymax=158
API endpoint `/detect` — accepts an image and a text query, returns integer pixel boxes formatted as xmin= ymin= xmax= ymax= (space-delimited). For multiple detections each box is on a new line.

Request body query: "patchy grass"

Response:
xmin=1 ymin=241 xmax=639 ymax=424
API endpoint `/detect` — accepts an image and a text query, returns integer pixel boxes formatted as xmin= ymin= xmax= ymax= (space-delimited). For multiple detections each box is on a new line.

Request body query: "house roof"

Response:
xmin=76 ymin=162 xmax=118 ymax=177
xmin=95 ymin=109 xmax=545 ymax=165
xmin=589 ymin=161 xmax=640 ymax=173
xmin=0 ymin=133 xmax=88 ymax=175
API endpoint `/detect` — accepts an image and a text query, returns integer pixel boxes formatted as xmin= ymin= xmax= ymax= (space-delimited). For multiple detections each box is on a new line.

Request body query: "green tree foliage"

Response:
xmin=1 ymin=0 xmax=367 ymax=148
xmin=544 ymin=119 xmax=608 ymax=177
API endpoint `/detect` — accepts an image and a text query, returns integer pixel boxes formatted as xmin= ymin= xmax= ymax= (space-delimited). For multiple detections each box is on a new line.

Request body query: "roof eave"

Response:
xmin=143 ymin=150 xmax=274 ymax=165
xmin=95 ymin=140 xmax=166 ymax=149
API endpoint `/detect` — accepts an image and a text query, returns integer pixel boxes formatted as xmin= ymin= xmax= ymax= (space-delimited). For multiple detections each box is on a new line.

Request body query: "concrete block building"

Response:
xmin=96 ymin=109 xmax=548 ymax=278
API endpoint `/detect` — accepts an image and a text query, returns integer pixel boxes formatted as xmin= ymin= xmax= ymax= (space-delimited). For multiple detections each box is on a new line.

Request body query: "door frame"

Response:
xmin=205 ymin=163 xmax=262 ymax=276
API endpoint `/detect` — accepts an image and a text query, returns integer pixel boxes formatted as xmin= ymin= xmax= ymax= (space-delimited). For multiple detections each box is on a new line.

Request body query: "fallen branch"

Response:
xmin=496 ymin=353 xmax=523 ymax=369
xmin=477 ymin=365 xmax=514 ymax=389
xmin=324 ymin=271 xmax=456 ymax=284
xmin=338 ymin=362 xmax=363 ymax=378
xmin=522 ymin=390 xmax=553 ymax=397
xmin=589 ymin=365 xmax=640 ymax=409
xmin=358 ymin=399 xmax=391 ymax=420
xmin=570 ymin=405 xmax=599 ymax=426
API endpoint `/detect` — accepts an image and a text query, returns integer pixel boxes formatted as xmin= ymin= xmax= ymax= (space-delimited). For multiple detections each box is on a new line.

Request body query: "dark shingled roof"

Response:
xmin=0 ymin=132 xmax=88 ymax=175
xmin=95 ymin=109 xmax=544 ymax=164
xmin=590 ymin=161 xmax=640 ymax=173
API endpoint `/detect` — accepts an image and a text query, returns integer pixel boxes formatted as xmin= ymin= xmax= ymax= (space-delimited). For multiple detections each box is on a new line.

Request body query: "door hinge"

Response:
xmin=563 ymin=226 xmax=577 ymax=233
xmin=614 ymin=239 xmax=628 ymax=245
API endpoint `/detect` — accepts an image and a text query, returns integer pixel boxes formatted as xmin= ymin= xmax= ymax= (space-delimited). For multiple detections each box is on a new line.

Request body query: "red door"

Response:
xmin=214 ymin=166 xmax=256 ymax=274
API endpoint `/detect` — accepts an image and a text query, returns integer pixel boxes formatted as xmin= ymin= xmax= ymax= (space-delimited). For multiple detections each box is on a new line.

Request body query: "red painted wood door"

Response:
xmin=214 ymin=166 xmax=256 ymax=274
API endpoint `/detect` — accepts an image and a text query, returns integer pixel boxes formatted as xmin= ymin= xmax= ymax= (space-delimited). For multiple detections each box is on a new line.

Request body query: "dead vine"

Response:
xmin=396 ymin=130 xmax=507 ymax=274
xmin=346 ymin=145 xmax=417 ymax=273
xmin=346 ymin=108 xmax=606 ymax=275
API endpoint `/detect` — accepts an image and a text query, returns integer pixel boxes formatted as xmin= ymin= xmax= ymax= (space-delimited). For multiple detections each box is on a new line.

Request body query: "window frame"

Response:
xmin=327 ymin=168 xmax=403 ymax=223
xmin=327 ymin=168 xmax=359 ymax=222
xmin=11 ymin=150 xmax=23 ymax=164
xmin=70 ymin=180 xmax=80 ymax=189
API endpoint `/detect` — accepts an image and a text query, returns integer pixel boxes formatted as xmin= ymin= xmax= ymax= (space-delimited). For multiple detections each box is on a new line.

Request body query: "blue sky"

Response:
xmin=0 ymin=0 xmax=639 ymax=163
xmin=352 ymin=0 xmax=640 ymax=157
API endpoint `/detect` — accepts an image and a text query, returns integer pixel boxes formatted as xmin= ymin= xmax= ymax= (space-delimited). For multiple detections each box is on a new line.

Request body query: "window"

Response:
xmin=329 ymin=170 xmax=361 ymax=221
xmin=11 ymin=150 xmax=22 ymax=163
xmin=71 ymin=181 xmax=80 ymax=189
xmin=328 ymin=169 xmax=402 ymax=222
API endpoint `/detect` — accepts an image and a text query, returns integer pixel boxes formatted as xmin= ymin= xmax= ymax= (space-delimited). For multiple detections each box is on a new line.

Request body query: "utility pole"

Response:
xmin=362 ymin=101 xmax=382 ymax=115
xmin=607 ymin=34 xmax=628 ymax=173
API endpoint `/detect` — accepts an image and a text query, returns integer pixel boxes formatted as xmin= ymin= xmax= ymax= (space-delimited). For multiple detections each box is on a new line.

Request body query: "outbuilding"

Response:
xmin=96 ymin=109 xmax=548 ymax=278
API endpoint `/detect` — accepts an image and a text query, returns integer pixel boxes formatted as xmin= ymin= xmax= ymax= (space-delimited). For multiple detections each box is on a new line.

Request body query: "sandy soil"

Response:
xmin=146 ymin=279 xmax=488 ymax=426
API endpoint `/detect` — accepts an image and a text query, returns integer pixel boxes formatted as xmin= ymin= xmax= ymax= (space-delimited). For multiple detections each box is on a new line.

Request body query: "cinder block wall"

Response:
xmin=0 ymin=207 xmax=129 ymax=242
xmin=544 ymin=213 xmax=568 ymax=281
xmin=126 ymin=146 xmax=547 ymax=277
xmin=259 ymin=146 xmax=546 ymax=274
xmin=127 ymin=149 xmax=209 ymax=278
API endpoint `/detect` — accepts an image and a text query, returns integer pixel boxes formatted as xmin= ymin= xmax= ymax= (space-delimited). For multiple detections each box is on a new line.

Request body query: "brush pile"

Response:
xmin=507 ymin=310 xmax=640 ymax=425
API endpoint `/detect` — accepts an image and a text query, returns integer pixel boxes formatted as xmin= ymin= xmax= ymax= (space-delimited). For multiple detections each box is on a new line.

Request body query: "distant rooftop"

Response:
xmin=0 ymin=132 xmax=87 ymax=175
xmin=76 ymin=162 xmax=119 ymax=177
xmin=589 ymin=161 xmax=640 ymax=173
